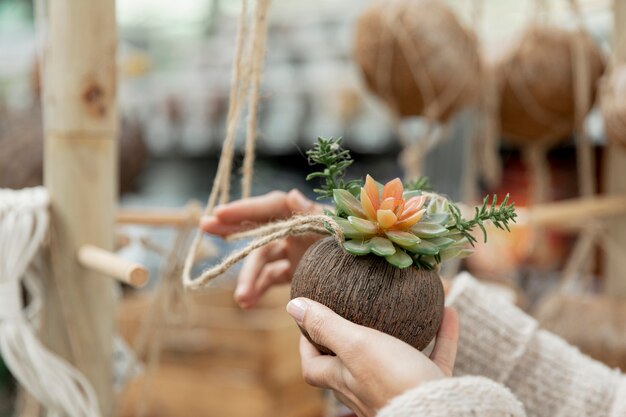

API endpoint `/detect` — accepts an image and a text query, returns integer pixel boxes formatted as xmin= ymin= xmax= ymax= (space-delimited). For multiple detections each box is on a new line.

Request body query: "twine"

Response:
xmin=182 ymin=0 xmax=273 ymax=291
xmin=241 ymin=0 xmax=271 ymax=199
xmin=184 ymin=215 xmax=343 ymax=291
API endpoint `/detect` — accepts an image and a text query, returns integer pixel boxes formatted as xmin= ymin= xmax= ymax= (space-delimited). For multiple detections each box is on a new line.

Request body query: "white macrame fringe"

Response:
xmin=0 ymin=187 xmax=100 ymax=417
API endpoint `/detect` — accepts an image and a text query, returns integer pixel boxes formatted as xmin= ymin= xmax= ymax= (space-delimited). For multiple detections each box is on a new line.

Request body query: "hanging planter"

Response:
xmin=354 ymin=0 xmax=480 ymax=122
xmin=291 ymin=138 xmax=517 ymax=354
xmin=495 ymin=25 xmax=605 ymax=146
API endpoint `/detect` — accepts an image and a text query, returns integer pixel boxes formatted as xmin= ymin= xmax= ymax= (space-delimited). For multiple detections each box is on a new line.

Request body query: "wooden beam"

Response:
xmin=603 ymin=0 xmax=626 ymax=297
xmin=41 ymin=0 xmax=117 ymax=414
xmin=521 ymin=195 xmax=626 ymax=229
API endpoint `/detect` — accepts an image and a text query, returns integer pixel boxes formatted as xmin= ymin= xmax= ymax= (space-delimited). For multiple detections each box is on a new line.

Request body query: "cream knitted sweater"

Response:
xmin=378 ymin=273 xmax=626 ymax=417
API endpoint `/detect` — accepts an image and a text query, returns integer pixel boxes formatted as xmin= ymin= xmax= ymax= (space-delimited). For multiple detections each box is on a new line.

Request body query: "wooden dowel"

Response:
xmin=521 ymin=195 xmax=626 ymax=228
xmin=78 ymin=245 xmax=149 ymax=288
xmin=117 ymin=201 xmax=202 ymax=227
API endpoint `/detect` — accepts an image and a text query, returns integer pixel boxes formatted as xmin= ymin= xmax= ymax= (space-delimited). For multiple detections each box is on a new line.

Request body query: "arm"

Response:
xmin=447 ymin=273 xmax=626 ymax=417
xmin=378 ymin=376 xmax=526 ymax=417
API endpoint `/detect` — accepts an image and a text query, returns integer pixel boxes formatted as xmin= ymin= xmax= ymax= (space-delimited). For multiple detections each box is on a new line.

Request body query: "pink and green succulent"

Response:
xmin=330 ymin=175 xmax=473 ymax=269
xmin=307 ymin=137 xmax=517 ymax=270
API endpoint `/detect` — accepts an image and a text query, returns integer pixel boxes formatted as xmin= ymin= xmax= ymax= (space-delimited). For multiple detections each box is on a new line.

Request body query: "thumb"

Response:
xmin=286 ymin=298 xmax=360 ymax=355
xmin=429 ymin=307 xmax=459 ymax=376
xmin=286 ymin=189 xmax=318 ymax=214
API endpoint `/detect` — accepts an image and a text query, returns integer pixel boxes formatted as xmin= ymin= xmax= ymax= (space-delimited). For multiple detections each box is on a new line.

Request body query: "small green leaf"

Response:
xmin=348 ymin=216 xmax=379 ymax=235
xmin=330 ymin=216 xmax=367 ymax=239
xmin=406 ymin=240 xmax=440 ymax=256
xmin=385 ymin=249 xmax=413 ymax=269
xmin=343 ymin=240 xmax=371 ymax=255
xmin=369 ymin=237 xmax=396 ymax=256
xmin=333 ymin=189 xmax=366 ymax=217
xmin=385 ymin=230 xmax=420 ymax=248
xmin=439 ymin=246 xmax=474 ymax=261
xmin=410 ymin=222 xmax=448 ymax=238
xmin=423 ymin=213 xmax=450 ymax=225
xmin=429 ymin=237 xmax=455 ymax=249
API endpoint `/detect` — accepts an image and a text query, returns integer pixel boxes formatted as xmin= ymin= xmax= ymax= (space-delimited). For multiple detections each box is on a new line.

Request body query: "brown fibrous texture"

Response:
xmin=354 ymin=0 xmax=481 ymax=122
xmin=495 ymin=26 xmax=605 ymax=146
xmin=291 ymin=237 xmax=444 ymax=355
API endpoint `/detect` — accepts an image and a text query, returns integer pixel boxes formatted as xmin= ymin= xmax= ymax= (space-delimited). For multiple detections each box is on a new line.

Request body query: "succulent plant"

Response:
xmin=307 ymin=137 xmax=517 ymax=270
xmin=330 ymin=175 xmax=471 ymax=269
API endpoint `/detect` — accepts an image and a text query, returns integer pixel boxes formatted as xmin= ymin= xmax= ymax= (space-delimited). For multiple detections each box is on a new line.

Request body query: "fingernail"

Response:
xmin=201 ymin=215 xmax=215 ymax=224
xmin=286 ymin=298 xmax=307 ymax=325
xmin=291 ymin=190 xmax=313 ymax=211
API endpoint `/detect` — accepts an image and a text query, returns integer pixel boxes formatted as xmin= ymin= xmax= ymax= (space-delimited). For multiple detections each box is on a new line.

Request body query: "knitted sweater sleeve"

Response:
xmin=447 ymin=273 xmax=626 ymax=417
xmin=377 ymin=376 xmax=526 ymax=417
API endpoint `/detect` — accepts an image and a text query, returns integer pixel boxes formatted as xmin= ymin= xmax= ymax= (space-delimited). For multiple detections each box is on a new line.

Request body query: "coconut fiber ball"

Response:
xmin=496 ymin=26 xmax=605 ymax=146
xmin=354 ymin=0 xmax=481 ymax=122
xmin=291 ymin=237 xmax=444 ymax=355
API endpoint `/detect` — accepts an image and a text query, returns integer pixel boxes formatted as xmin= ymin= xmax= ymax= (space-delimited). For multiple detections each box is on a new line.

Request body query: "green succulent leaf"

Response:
xmin=347 ymin=216 xmax=379 ymax=235
xmin=429 ymin=237 xmax=455 ymax=249
xmin=385 ymin=230 xmax=421 ymax=248
xmin=407 ymin=240 xmax=440 ymax=256
xmin=369 ymin=237 xmax=396 ymax=256
xmin=385 ymin=249 xmax=413 ymax=269
xmin=410 ymin=222 xmax=448 ymax=238
xmin=329 ymin=216 xmax=367 ymax=239
xmin=343 ymin=239 xmax=371 ymax=255
xmin=423 ymin=213 xmax=450 ymax=225
xmin=439 ymin=247 xmax=474 ymax=261
xmin=334 ymin=189 xmax=366 ymax=218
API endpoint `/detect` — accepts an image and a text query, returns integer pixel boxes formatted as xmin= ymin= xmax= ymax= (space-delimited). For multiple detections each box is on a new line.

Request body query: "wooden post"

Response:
xmin=604 ymin=0 xmax=626 ymax=297
xmin=41 ymin=0 xmax=117 ymax=415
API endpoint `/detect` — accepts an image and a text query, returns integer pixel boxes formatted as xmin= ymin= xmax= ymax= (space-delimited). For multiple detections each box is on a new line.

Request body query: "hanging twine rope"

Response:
xmin=241 ymin=0 xmax=271 ymax=199
xmin=0 ymin=187 xmax=100 ymax=417
xmin=182 ymin=0 xmax=273 ymax=290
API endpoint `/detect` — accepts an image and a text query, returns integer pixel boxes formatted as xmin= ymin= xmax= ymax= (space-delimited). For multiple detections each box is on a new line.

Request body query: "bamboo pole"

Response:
xmin=603 ymin=0 xmax=626 ymax=297
xmin=41 ymin=0 xmax=117 ymax=415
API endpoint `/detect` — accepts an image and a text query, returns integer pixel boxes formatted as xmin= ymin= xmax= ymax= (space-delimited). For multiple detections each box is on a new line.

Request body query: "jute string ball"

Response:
xmin=600 ymin=66 xmax=626 ymax=147
xmin=495 ymin=25 xmax=605 ymax=146
xmin=354 ymin=0 xmax=481 ymax=122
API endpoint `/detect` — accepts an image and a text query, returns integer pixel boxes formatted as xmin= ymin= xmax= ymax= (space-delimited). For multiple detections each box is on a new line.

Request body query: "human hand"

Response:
xmin=286 ymin=298 xmax=459 ymax=417
xmin=201 ymin=189 xmax=323 ymax=308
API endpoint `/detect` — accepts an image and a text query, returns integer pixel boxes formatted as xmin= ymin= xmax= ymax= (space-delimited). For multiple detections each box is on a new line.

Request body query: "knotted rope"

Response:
xmin=184 ymin=215 xmax=343 ymax=290
xmin=0 ymin=187 xmax=100 ymax=417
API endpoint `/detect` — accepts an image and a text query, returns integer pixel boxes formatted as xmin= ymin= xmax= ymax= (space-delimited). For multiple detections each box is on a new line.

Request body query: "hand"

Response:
xmin=286 ymin=298 xmax=459 ymax=417
xmin=201 ymin=189 xmax=323 ymax=308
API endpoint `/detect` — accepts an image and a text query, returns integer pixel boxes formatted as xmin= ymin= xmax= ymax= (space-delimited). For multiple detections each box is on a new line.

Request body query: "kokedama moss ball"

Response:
xmin=354 ymin=0 xmax=480 ymax=121
xmin=291 ymin=237 xmax=444 ymax=355
xmin=495 ymin=26 xmax=605 ymax=146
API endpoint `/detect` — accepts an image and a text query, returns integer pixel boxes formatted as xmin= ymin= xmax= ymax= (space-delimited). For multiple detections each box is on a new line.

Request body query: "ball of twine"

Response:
xmin=600 ymin=66 xmax=626 ymax=148
xmin=495 ymin=25 xmax=605 ymax=146
xmin=354 ymin=0 xmax=481 ymax=122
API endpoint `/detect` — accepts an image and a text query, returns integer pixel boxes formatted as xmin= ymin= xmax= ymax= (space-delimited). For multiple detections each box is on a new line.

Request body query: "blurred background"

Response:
xmin=1 ymin=0 xmax=625 ymax=416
